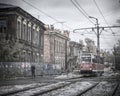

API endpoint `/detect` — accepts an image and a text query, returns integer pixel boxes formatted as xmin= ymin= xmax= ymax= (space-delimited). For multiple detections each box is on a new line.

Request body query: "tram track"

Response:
xmin=0 ymin=83 xmax=47 ymax=96
xmin=76 ymin=83 xmax=99 ymax=96
xmin=38 ymin=81 xmax=98 ymax=96
xmin=81 ymin=82 xmax=119 ymax=96
xmin=7 ymin=82 xmax=71 ymax=96
xmin=0 ymin=75 xmax=120 ymax=96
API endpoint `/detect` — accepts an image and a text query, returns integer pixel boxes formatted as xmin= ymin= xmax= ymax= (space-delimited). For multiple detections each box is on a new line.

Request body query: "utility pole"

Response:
xmin=73 ymin=16 xmax=120 ymax=64
xmin=89 ymin=16 xmax=100 ymax=64
xmin=89 ymin=16 xmax=100 ymax=58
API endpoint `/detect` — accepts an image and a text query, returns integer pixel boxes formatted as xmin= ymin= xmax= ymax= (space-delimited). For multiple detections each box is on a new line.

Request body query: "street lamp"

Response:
xmin=89 ymin=16 xmax=100 ymax=54
xmin=89 ymin=16 xmax=98 ymax=24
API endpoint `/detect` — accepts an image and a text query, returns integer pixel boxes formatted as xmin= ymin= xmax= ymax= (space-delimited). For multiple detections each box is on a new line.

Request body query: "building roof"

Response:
xmin=0 ymin=3 xmax=46 ymax=30
xmin=0 ymin=3 xmax=17 ymax=8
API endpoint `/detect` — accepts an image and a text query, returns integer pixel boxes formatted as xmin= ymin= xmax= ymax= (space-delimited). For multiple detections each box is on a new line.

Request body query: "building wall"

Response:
xmin=44 ymin=25 xmax=70 ymax=71
xmin=54 ymin=34 xmax=66 ymax=68
xmin=44 ymin=30 xmax=51 ymax=63
xmin=68 ymin=41 xmax=83 ymax=71
xmin=0 ymin=5 xmax=45 ymax=77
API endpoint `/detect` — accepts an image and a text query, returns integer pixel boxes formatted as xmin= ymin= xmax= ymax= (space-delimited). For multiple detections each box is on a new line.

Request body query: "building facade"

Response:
xmin=44 ymin=25 xmax=70 ymax=73
xmin=0 ymin=3 xmax=45 ymax=78
xmin=68 ymin=41 xmax=83 ymax=71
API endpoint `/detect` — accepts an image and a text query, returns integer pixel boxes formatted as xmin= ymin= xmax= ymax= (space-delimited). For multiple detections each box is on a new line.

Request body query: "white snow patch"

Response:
xmin=41 ymin=81 xmax=96 ymax=96
xmin=0 ymin=83 xmax=45 ymax=95
xmin=11 ymin=81 xmax=70 ymax=96
xmin=54 ymin=73 xmax=82 ymax=79
xmin=103 ymin=71 xmax=120 ymax=77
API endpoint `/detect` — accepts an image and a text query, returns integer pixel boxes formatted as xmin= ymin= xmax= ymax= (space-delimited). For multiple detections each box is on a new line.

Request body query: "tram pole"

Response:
xmin=89 ymin=16 xmax=100 ymax=64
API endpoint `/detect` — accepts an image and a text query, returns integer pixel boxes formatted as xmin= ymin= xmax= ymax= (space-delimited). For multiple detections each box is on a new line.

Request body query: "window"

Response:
xmin=22 ymin=19 xmax=27 ymax=40
xmin=17 ymin=16 xmax=21 ymax=39
xmin=28 ymin=22 xmax=31 ymax=42
xmin=17 ymin=21 xmax=21 ymax=39
xmin=36 ymin=27 xmax=39 ymax=45
xmin=40 ymin=28 xmax=44 ymax=47
xmin=36 ymin=30 xmax=39 ymax=44
xmin=0 ymin=20 xmax=7 ymax=33
xmin=33 ymin=28 xmax=36 ymax=44
xmin=41 ymin=34 xmax=44 ymax=47
xmin=23 ymin=24 xmax=26 ymax=40
xmin=33 ymin=27 xmax=39 ymax=45
xmin=32 ymin=24 xmax=36 ymax=44
xmin=0 ymin=20 xmax=7 ymax=41
xmin=82 ymin=57 xmax=91 ymax=63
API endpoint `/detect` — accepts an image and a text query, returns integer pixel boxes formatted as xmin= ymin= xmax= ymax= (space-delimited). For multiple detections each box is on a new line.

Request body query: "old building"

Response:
xmin=0 ymin=3 xmax=45 ymax=78
xmin=68 ymin=41 xmax=83 ymax=71
xmin=44 ymin=25 xmax=70 ymax=74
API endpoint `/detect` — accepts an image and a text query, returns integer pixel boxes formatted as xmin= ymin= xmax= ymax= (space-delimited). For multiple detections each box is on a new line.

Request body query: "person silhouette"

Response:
xmin=31 ymin=65 xmax=35 ymax=78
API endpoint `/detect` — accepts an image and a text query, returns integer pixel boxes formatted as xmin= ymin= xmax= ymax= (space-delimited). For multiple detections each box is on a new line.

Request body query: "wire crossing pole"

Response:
xmin=96 ymin=18 xmax=100 ymax=64
xmin=73 ymin=16 xmax=120 ymax=64
xmin=88 ymin=16 xmax=100 ymax=64
xmin=96 ymin=17 xmax=100 ymax=56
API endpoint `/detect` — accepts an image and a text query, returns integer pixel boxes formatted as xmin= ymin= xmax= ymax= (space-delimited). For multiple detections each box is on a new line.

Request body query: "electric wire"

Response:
xmin=22 ymin=0 xmax=73 ymax=30
xmin=80 ymin=30 xmax=117 ymax=49
xmin=70 ymin=0 xmax=95 ymax=25
xmin=93 ymin=0 xmax=118 ymax=50
xmin=74 ymin=0 xmax=95 ymax=24
xmin=22 ymin=0 xmax=59 ymax=22
xmin=93 ymin=0 xmax=117 ymax=40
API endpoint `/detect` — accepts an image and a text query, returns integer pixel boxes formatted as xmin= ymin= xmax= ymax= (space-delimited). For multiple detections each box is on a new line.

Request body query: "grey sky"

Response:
xmin=0 ymin=0 xmax=120 ymax=51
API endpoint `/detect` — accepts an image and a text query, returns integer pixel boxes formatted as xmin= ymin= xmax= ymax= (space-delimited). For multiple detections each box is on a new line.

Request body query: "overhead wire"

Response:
xmin=75 ymin=0 xmax=119 ymax=48
xmin=22 ymin=0 xmax=73 ymax=30
xmin=70 ymin=0 xmax=95 ymax=25
xmin=82 ymin=29 xmax=117 ymax=48
xmin=93 ymin=0 xmax=117 ymax=41
xmin=93 ymin=0 xmax=119 ymax=49
xmin=22 ymin=0 xmax=59 ymax=22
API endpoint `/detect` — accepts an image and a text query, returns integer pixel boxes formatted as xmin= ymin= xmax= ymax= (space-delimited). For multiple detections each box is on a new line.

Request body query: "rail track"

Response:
xmin=0 ymin=76 xmax=119 ymax=96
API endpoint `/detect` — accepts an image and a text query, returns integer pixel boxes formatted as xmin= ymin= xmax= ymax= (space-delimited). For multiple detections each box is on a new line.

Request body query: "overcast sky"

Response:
xmin=0 ymin=0 xmax=120 ymax=51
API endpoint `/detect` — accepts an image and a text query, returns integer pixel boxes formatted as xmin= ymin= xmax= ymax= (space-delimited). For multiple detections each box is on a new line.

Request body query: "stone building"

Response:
xmin=44 ymin=25 xmax=70 ymax=73
xmin=0 ymin=3 xmax=45 ymax=78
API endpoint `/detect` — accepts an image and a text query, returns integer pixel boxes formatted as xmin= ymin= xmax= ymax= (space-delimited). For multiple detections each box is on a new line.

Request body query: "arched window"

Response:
xmin=28 ymin=22 xmax=31 ymax=42
xmin=17 ymin=16 xmax=21 ymax=39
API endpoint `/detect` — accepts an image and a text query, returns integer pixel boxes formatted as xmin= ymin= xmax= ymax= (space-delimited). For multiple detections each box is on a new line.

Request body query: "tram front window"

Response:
xmin=82 ymin=57 xmax=91 ymax=63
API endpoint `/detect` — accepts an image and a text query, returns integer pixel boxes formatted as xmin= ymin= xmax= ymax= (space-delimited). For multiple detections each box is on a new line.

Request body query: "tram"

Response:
xmin=79 ymin=53 xmax=104 ymax=76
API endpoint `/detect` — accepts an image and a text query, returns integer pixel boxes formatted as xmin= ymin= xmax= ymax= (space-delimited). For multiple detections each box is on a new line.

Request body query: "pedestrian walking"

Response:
xmin=31 ymin=65 xmax=35 ymax=78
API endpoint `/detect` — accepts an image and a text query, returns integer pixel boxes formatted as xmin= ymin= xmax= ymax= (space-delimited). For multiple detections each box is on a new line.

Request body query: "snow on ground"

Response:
xmin=10 ymin=81 xmax=70 ymax=96
xmin=41 ymin=81 xmax=97 ymax=96
xmin=54 ymin=72 xmax=82 ymax=79
xmin=0 ymin=83 xmax=46 ymax=95
xmin=103 ymin=70 xmax=120 ymax=77
xmin=82 ymin=81 xmax=117 ymax=96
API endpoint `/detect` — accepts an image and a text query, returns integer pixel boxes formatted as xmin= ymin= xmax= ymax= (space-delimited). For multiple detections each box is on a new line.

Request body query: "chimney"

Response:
xmin=63 ymin=30 xmax=69 ymax=37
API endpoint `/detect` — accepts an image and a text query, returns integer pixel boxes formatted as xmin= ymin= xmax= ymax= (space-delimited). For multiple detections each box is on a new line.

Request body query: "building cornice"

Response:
xmin=0 ymin=4 xmax=46 ymax=30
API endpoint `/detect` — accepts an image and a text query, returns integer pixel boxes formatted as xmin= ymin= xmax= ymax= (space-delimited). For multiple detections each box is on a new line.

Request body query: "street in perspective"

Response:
xmin=0 ymin=0 xmax=120 ymax=96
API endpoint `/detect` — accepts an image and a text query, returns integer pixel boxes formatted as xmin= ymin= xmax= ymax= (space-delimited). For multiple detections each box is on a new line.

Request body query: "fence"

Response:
xmin=0 ymin=62 xmax=62 ymax=79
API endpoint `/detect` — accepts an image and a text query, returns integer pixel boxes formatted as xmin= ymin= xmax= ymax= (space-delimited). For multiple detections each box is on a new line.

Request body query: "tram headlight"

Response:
xmin=90 ymin=68 xmax=92 ymax=70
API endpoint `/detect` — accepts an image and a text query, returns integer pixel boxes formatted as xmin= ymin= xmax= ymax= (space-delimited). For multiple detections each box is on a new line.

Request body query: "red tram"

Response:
xmin=79 ymin=53 xmax=104 ymax=76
